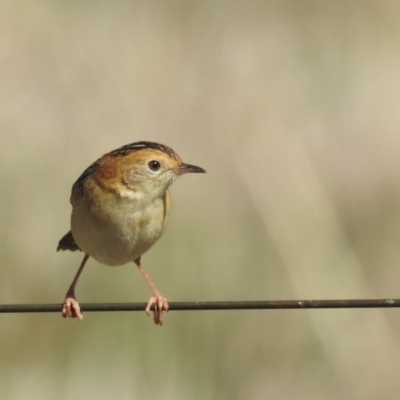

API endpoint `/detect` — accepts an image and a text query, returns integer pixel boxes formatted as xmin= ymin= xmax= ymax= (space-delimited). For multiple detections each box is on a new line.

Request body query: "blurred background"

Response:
xmin=1 ymin=1 xmax=400 ymax=399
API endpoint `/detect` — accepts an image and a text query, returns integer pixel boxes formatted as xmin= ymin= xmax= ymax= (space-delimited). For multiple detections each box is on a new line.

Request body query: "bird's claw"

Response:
xmin=62 ymin=296 xmax=83 ymax=321
xmin=145 ymin=295 xmax=169 ymax=325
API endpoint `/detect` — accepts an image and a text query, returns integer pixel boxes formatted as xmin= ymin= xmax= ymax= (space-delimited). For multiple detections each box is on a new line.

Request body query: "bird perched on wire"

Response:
xmin=57 ymin=141 xmax=205 ymax=325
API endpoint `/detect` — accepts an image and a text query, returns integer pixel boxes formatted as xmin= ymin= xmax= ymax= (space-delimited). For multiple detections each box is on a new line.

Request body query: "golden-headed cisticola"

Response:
xmin=57 ymin=141 xmax=205 ymax=325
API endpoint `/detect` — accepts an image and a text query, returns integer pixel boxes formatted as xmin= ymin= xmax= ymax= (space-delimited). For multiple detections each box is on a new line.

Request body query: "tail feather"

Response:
xmin=57 ymin=231 xmax=80 ymax=252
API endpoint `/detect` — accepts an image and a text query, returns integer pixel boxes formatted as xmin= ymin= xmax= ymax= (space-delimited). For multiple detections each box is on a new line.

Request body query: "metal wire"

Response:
xmin=1 ymin=298 xmax=400 ymax=314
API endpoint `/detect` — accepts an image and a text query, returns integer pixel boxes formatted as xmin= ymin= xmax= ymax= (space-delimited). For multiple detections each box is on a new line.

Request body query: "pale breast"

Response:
xmin=71 ymin=190 xmax=170 ymax=266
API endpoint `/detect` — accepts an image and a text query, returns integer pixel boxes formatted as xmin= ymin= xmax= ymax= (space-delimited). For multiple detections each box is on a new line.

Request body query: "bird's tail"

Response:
xmin=57 ymin=231 xmax=80 ymax=252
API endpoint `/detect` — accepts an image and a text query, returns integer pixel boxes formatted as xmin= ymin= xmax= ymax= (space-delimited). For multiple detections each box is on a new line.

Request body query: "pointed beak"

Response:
xmin=175 ymin=163 xmax=206 ymax=175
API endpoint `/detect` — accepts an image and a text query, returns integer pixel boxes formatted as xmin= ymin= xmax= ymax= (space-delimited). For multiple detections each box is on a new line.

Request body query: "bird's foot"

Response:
xmin=62 ymin=295 xmax=83 ymax=321
xmin=145 ymin=294 xmax=169 ymax=325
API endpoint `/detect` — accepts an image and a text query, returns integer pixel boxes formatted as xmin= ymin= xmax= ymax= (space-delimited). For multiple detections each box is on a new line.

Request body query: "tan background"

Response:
xmin=1 ymin=1 xmax=400 ymax=399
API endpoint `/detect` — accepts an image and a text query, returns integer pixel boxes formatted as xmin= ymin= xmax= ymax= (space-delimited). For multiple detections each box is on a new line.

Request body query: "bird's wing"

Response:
xmin=70 ymin=161 xmax=99 ymax=206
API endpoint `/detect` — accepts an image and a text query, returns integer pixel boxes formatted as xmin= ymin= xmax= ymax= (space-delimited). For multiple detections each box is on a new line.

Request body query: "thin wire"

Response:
xmin=1 ymin=298 xmax=400 ymax=314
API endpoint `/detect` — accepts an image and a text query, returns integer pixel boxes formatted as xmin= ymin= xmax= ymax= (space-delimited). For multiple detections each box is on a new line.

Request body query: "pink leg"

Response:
xmin=62 ymin=254 xmax=89 ymax=321
xmin=134 ymin=257 xmax=169 ymax=325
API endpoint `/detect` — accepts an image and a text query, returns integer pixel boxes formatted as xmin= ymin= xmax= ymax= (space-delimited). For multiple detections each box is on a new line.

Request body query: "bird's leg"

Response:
xmin=62 ymin=254 xmax=89 ymax=321
xmin=134 ymin=257 xmax=169 ymax=325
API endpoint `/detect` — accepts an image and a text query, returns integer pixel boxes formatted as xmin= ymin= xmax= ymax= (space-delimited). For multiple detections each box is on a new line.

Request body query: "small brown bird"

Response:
xmin=57 ymin=141 xmax=205 ymax=325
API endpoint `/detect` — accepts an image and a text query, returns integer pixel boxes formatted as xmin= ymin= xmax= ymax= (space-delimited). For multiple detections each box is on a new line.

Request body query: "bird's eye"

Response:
xmin=147 ymin=160 xmax=161 ymax=172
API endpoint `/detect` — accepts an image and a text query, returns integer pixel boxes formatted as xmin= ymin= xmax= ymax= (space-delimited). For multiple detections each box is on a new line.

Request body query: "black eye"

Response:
xmin=148 ymin=160 xmax=161 ymax=172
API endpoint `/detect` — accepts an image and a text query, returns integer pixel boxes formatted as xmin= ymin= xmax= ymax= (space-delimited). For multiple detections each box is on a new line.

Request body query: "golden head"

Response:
xmin=72 ymin=141 xmax=205 ymax=202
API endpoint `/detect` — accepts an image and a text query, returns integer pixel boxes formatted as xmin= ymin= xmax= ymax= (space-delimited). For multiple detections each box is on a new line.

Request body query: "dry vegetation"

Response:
xmin=1 ymin=1 xmax=400 ymax=399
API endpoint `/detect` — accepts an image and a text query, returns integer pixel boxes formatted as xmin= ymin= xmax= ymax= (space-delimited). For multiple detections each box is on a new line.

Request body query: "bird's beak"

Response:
xmin=175 ymin=163 xmax=206 ymax=175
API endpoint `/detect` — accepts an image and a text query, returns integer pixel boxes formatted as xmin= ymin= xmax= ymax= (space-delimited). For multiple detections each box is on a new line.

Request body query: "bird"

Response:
xmin=57 ymin=141 xmax=205 ymax=325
